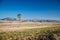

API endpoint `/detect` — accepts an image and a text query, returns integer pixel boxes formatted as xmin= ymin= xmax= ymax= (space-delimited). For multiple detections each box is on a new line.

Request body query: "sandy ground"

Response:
xmin=0 ymin=22 xmax=60 ymax=32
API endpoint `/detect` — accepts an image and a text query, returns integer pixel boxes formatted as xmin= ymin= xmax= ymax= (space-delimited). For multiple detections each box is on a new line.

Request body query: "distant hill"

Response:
xmin=22 ymin=19 xmax=60 ymax=22
xmin=0 ymin=17 xmax=60 ymax=22
xmin=0 ymin=17 xmax=16 ymax=21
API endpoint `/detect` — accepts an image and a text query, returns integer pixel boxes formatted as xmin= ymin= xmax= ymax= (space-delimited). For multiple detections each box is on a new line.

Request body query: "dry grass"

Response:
xmin=0 ymin=26 xmax=60 ymax=40
xmin=0 ymin=22 xmax=60 ymax=32
xmin=0 ymin=22 xmax=60 ymax=40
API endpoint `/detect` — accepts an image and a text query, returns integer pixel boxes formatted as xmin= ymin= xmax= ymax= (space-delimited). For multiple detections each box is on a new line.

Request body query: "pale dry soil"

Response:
xmin=0 ymin=22 xmax=60 ymax=32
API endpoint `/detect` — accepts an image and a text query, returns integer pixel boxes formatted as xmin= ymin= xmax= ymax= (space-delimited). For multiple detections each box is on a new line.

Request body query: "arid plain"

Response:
xmin=0 ymin=21 xmax=60 ymax=32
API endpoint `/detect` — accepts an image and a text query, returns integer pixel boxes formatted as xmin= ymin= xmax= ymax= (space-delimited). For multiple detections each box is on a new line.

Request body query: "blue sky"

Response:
xmin=0 ymin=0 xmax=60 ymax=20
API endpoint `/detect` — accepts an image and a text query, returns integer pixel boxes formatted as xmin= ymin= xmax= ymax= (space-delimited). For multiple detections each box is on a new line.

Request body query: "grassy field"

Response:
xmin=0 ymin=22 xmax=60 ymax=32
xmin=0 ymin=26 xmax=60 ymax=40
xmin=0 ymin=22 xmax=60 ymax=40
